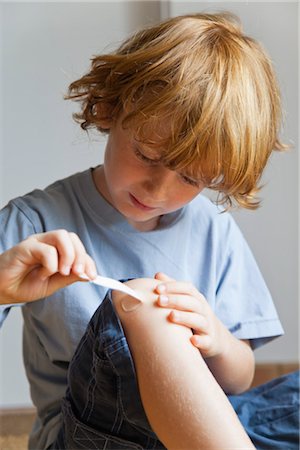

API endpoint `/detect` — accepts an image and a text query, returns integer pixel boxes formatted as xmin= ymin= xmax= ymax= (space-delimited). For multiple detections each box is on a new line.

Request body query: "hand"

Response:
xmin=154 ymin=272 xmax=228 ymax=358
xmin=0 ymin=230 xmax=97 ymax=304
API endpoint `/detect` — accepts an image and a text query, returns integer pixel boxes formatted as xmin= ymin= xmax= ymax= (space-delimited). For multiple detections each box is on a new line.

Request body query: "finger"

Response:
xmin=154 ymin=272 xmax=175 ymax=282
xmin=29 ymin=231 xmax=97 ymax=282
xmin=190 ymin=334 xmax=212 ymax=352
xmin=156 ymin=280 xmax=204 ymax=301
xmin=33 ymin=230 xmax=76 ymax=276
xmin=168 ymin=310 xmax=208 ymax=333
xmin=157 ymin=293 xmax=203 ymax=314
xmin=34 ymin=230 xmax=93 ymax=278
xmin=154 ymin=272 xmax=175 ymax=294
xmin=44 ymin=270 xmax=83 ymax=294
xmin=84 ymin=254 xmax=98 ymax=280
xmin=68 ymin=232 xmax=91 ymax=276
xmin=26 ymin=241 xmax=60 ymax=280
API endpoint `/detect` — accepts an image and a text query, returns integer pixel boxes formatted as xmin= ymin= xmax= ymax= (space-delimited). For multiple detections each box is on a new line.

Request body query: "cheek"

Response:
xmin=107 ymin=155 xmax=141 ymax=189
xmin=171 ymin=186 xmax=203 ymax=207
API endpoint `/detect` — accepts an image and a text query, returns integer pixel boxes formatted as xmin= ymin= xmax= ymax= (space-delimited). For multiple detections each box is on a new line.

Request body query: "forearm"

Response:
xmin=113 ymin=287 xmax=254 ymax=450
xmin=205 ymin=323 xmax=255 ymax=394
xmin=153 ymin=274 xmax=255 ymax=395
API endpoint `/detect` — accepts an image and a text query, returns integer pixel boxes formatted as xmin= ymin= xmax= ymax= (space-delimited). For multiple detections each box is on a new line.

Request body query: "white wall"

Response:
xmin=165 ymin=1 xmax=299 ymax=364
xmin=0 ymin=0 xmax=161 ymax=409
xmin=0 ymin=1 xmax=298 ymax=408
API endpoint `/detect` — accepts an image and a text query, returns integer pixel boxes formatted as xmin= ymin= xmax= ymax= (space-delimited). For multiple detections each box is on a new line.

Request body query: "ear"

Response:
xmin=94 ymin=103 xmax=115 ymax=130
xmin=97 ymin=118 xmax=113 ymax=131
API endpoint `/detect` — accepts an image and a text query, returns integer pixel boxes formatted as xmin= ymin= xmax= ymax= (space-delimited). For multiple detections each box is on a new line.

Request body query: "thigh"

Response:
xmin=229 ymin=371 xmax=300 ymax=450
xmin=51 ymin=290 xmax=165 ymax=450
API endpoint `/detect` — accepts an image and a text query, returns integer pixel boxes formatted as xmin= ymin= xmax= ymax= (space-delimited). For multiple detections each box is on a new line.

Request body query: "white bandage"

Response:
xmin=80 ymin=274 xmax=144 ymax=306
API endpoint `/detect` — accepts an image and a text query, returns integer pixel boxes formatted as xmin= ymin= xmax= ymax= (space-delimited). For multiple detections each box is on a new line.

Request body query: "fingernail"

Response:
xmin=74 ymin=264 xmax=83 ymax=274
xmin=89 ymin=270 xmax=97 ymax=279
xmin=157 ymin=284 xmax=166 ymax=294
xmin=159 ymin=295 xmax=169 ymax=305
xmin=193 ymin=336 xmax=201 ymax=346
xmin=85 ymin=270 xmax=96 ymax=280
xmin=171 ymin=311 xmax=179 ymax=321
xmin=61 ymin=265 xmax=71 ymax=276
xmin=78 ymin=273 xmax=89 ymax=280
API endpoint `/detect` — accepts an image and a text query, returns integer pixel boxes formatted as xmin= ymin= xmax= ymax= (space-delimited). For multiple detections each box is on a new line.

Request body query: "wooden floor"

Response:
xmin=250 ymin=362 xmax=299 ymax=387
xmin=0 ymin=363 xmax=298 ymax=450
xmin=0 ymin=433 xmax=29 ymax=450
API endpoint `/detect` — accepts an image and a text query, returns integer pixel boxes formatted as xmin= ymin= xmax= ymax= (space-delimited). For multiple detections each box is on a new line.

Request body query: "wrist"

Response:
xmin=208 ymin=317 xmax=233 ymax=360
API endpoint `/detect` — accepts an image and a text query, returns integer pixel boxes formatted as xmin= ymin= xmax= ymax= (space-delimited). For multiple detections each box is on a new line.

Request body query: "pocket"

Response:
xmin=247 ymin=407 xmax=300 ymax=450
xmin=253 ymin=404 xmax=299 ymax=427
xmin=61 ymin=397 xmax=143 ymax=450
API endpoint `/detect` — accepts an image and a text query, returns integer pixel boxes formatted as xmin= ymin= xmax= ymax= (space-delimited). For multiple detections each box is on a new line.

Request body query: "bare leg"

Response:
xmin=113 ymin=279 xmax=254 ymax=450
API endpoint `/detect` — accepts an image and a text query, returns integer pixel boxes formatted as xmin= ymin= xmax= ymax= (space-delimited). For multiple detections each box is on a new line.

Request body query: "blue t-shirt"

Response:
xmin=0 ymin=168 xmax=283 ymax=449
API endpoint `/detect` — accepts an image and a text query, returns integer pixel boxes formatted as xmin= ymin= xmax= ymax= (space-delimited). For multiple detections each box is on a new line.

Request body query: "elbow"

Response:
xmin=227 ymin=348 xmax=255 ymax=395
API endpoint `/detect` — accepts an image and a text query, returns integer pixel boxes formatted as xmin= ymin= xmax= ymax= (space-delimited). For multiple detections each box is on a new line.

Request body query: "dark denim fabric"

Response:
xmin=52 ymin=290 xmax=165 ymax=450
xmin=51 ymin=290 xmax=299 ymax=450
xmin=229 ymin=371 xmax=300 ymax=450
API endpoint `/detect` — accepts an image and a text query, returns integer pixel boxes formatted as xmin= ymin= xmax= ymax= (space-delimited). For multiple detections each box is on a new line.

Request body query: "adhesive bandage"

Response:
xmin=80 ymin=274 xmax=144 ymax=311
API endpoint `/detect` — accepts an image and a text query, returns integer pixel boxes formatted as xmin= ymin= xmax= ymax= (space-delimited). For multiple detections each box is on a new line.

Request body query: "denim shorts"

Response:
xmin=51 ymin=290 xmax=299 ymax=450
xmin=228 ymin=371 xmax=300 ymax=450
xmin=53 ymin=290 xmax=165 ymax=450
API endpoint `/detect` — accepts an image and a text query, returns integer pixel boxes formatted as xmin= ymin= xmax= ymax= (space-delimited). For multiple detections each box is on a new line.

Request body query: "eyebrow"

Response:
xmin=180 ymin=172 xmax=203 ymax=183
xmin=136 ymin=144 xmax=162 ymax=161
xmin=177 ymin=167 xmax=204 ymax=184
xmin=136 ymin=143 xmax=203 ymax=183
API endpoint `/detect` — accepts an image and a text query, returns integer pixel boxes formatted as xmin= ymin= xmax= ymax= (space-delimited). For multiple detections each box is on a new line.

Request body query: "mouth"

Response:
xmin=129 ymin=193 xmax=157 ymax=211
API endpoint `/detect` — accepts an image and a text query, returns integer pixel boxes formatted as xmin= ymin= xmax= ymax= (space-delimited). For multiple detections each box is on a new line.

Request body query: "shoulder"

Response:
xmin=188 ymin=193 xmax=234 ymax=232
xmin=186 ymin=193 xmax=246 ymax=257
xmin=188 ymin=193 xmax=223 ymax=219
xmin=13 ymin=169 xmax=87 ymax=208
xmin=19 ymin=170 xmax=86 ymax=205
xmin=0 ymin=170 xmax=90 ymax=237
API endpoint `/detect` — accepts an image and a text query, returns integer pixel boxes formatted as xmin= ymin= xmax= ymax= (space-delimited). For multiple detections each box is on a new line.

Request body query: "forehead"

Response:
xmin=124 ymin=114 xmax=172 ymax=147
xmin=119 ymin=109 xmax=206 ymax=182
xmin=129 ymin=128 xmax=203 ymax=181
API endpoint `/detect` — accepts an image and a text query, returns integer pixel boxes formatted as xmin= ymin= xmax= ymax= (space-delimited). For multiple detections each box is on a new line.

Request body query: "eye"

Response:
xmin=134 ymin=147 xmax=159 ymax=165
xmin=180 ymin=174 xmax=202 ymax=188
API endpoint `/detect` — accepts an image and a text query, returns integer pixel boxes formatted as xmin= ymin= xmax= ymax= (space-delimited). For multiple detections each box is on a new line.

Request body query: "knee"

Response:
xmin=113 ymin=278 xmax=160 ymax=313
xmin=112 ymin=278 xmax=194 ymax=349
xmin=112 ymin=277 xmax=171 ymax=326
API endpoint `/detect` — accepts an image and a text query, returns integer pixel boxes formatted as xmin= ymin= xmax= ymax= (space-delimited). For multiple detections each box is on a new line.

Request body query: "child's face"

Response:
xmin=95 ymin=116 xmax=205 ymax=231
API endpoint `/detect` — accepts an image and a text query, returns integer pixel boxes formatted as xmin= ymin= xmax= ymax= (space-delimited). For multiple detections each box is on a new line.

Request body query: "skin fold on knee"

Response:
xmin=120 ymin=296 xmax=143 ymax=312
xmin=111 ymin=277 xmax=194 ymax=346
xmin=113 ymin=278 xmax=161 ymax=314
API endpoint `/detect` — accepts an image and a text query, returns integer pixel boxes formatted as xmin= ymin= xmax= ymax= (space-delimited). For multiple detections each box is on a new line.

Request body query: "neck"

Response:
xmin=127 ymin=216 xmax=161 ymax=232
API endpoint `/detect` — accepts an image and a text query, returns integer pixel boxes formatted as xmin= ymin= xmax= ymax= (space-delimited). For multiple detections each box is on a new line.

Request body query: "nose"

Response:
xmin=142 ymin=165 xmax=177 ymax=201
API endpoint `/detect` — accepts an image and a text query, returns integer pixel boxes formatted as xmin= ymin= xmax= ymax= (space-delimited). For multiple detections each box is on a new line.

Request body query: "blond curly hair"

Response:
xmin=66 ymin=12 xmax=287 ymax=209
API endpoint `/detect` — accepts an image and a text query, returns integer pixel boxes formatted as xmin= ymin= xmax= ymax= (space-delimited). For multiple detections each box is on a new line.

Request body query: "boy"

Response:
xmin=0 ymin=11 xmax=298 ymax=449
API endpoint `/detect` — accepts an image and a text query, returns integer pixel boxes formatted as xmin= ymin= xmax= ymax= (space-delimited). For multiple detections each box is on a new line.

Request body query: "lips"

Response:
xmin=129 ymin=193 xmax=156 ymax=211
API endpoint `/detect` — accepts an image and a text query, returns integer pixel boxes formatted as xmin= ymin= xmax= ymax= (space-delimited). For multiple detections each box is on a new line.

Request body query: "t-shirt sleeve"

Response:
xmin=214 ymin=214 xmax=284 ymax=350
xmin=0 ymin=199 xmax=39 ymax=326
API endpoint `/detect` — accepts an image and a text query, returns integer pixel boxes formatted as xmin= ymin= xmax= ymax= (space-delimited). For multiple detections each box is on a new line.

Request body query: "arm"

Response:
xmin=154 ymin=273 xmax=255 ymax=394
xmin=205 ymin=336 xmax=254 ymax=394
xmin=112 ymin=278 xmax=255 ymax=450
xmin=0 ymin=230 xmax=97 ymax=304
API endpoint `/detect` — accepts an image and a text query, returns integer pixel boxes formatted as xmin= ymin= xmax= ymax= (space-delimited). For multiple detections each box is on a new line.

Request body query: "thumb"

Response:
xmin=154 ymin=272 xmax=175 ymax=282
